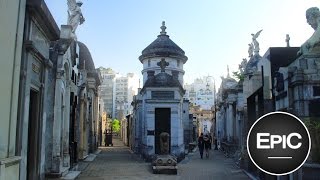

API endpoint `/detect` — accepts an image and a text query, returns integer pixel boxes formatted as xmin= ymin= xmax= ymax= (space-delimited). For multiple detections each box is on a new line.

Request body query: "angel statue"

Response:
xmin=298 ymin=7 xmax=320 ymax=55
xmin=67 ymin=0 xmax=85 ymax=39
xmin=251 ymin=29 xmax=263 ymax=53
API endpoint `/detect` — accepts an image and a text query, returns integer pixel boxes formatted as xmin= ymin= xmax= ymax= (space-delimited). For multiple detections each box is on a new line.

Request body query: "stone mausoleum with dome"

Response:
xmin=131 ymin=21 xmax=190 ymax=161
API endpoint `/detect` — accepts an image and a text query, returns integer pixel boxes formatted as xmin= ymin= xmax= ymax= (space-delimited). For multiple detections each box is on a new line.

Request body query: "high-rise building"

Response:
xmin=98 ymin=67 xmax=139 ymax=119
xmin=114 ymin=73 xmax=139 ymax=120
xmin=98 ymin=67 xmax=116 ymax=117
xmin=184 ymin=76 xmax=215 ymax=110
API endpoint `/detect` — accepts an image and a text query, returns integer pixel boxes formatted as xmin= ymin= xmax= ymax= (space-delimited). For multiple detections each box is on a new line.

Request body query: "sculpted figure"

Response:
xmin=239 ymin=58 xmax=248 ymax=74
xmin=251 ymin=30 xmax=263 ymax=53
xmin=248 ymin=43 xmax=253 ymax=57
xmin=298 ymin=7 xmax=320 ymax=55
xmin=67 ymin=0 xmax=85 ymax=38
xmin=160 ymin=132 xmax=170 ymax=154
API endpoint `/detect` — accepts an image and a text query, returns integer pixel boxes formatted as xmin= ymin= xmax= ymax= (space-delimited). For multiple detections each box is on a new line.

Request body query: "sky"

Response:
xmin=45 ymin=0 xmax=319 ymax=86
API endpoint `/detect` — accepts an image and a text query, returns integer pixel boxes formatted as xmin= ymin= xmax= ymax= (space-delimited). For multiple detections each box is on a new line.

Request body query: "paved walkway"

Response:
xmin=77 ymin=137 xmax=250 ymax=180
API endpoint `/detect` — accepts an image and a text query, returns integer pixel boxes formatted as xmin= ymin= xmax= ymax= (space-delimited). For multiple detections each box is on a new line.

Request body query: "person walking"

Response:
xmin=198 ymin=133 xmax=205 ymax=159
xmin=203 ymin=134 xmax=210 ymax=158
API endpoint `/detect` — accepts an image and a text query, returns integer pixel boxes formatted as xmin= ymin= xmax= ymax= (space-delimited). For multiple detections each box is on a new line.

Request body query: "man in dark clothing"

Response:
xmin=198 ymin=133 xmax=205 ymax=159
xmin=204 ymin=134 xmax=210 ymax=158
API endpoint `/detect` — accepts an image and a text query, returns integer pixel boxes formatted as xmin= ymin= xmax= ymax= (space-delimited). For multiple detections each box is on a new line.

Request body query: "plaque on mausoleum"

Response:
xmin=151 ymin=91 xmax=174 ymax=99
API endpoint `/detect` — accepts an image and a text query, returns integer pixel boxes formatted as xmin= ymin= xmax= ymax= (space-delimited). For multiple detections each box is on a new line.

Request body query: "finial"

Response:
xmin=286 ymin=34 xmax=290 ymax=47
xmin=160 ymin=21 xmax=167 ymax=35
xmin=227 ymin=65 xmax=230 ymax=77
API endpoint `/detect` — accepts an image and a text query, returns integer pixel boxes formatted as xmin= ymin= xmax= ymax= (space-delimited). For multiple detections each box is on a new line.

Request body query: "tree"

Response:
xmin=232 ymin=71 xmax=244 ymax=81
xmin=112 ymin=119 xmax=121 ymax=134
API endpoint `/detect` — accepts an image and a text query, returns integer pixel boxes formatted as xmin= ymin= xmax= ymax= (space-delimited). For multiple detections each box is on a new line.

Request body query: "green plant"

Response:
xmin=232 ymin=71 xmax=244 ymax=81
xmin=112 ymin=119 xmax=121 ymax=134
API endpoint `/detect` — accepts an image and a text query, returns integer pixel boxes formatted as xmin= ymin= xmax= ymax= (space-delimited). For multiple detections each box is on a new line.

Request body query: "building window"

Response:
xmin=177 ymin=60 xmax=180 ymax=67
xmin=148 ymin=60 xmax=151 ymax=67
xmin=313 ymin=86 xmax=320 ymax=96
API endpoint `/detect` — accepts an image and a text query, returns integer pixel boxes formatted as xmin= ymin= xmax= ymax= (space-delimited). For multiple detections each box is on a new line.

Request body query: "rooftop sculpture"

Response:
xmin=298 ymin=7 xmax=320 ymax=55
xmin=67 ymin=0 xmax=85 ymax=39
xmin=251 ymin=29 xmax=263 ymax=54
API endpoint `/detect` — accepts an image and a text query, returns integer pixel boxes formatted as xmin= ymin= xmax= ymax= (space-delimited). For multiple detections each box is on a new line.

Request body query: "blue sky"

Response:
xmin=45 ymin=0 xmax=318 ymax=85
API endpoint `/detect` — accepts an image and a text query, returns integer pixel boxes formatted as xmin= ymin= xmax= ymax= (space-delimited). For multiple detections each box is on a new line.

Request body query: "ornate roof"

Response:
xmin=78 ymin=41 xmax=96 ymax=71
xmin=139 ymin=21 xmax=188 ymax=62
xmin=78 ymin=41 xmax=100 ymax=85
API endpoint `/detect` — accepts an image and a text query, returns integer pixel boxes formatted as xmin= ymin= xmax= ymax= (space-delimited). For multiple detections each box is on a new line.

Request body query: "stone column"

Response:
xmin=63 ymin=80 xmax=71 ymax=167
xmin=79 ymin=96 xmax=85 ymax=159
xmin=52 ymin=25 xmax=72 ymax=173
xmin=52 ymin=54 xmax=65 ymax=173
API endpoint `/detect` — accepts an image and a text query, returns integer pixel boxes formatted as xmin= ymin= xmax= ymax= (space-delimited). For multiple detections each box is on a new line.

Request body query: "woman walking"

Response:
xmin=198 ymin=133 xmax=205 ymax=159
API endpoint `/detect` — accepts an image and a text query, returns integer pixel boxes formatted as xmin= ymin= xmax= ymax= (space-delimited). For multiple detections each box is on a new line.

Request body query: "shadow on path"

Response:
xmin=77 ymin=137 xmax=250 ymax=180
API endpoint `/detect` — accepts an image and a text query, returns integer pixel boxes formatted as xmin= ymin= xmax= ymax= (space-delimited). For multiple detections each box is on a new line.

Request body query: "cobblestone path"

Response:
xmin=77 ymin=137 xmax=250 ymax=180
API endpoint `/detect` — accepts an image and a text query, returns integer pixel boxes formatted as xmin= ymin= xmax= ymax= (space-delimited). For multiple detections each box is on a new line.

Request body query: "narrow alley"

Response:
xmin=77 ymin=137 xmax=250 ymax=180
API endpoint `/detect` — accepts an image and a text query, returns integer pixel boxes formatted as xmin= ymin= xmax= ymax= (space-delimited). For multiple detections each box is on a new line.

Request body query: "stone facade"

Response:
xmin=77 ymin=41 xmax=101 ymax=160
xmin=0 ymin=0 xmax=26 ymax=179
xmin=216 ymin=30 xmax=320 ymax=179
xmin=215 ymin=75 xmax=243 ymax=150
xmin=17 ymin=1 xmax=61 ymax=179
xmin=0 ymin=0 xmax=102 ymax=179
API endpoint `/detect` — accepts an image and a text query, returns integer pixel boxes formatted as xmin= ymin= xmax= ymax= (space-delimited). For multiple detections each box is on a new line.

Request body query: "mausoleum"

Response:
xmin=132 ymin=21 xmax=189 ymax=161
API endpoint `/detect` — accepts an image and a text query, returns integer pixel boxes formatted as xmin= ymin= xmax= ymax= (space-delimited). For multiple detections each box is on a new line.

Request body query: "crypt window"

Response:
xmin=313 ymin=86 xmax=320 ymax=96
xmin=148 ymin=59 xmax=151 ymax=67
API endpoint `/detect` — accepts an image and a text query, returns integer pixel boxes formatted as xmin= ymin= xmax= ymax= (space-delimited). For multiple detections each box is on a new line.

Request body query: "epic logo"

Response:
xmin=247 ymin=112 xmax=311 ymax=176
xmin=257 ymin=133 xmax=302 ymax=149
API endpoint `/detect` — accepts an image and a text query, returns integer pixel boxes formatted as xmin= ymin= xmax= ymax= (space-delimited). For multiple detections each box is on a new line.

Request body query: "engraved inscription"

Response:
xmin=151 ymin=91 xmax=174 ymax=99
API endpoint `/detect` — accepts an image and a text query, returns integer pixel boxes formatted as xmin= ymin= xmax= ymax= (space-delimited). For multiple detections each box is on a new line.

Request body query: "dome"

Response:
xmin=78 ymin=41 xmax=95 ymax=71
xmin=139 ymin=21 xmax=188 ymax=63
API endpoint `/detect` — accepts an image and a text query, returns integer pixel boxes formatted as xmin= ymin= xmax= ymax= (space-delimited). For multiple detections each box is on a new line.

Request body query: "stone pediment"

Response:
xmin=142 ymin=72 xmax=185 ymax=93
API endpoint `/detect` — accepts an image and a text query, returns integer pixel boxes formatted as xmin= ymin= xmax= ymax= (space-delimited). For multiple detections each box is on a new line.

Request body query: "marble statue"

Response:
xmin=160 ymin=132 xmax=170 ymax=154
xmin=239 ymin=58 xmax=248 ymax=74
xmin=248 ymin=43 xmax=253 ymax=57
xmin=67 ymin=0 xmax=85 ymax=38
xmin=298 ymin=7 xmax=320 ymax=55
xmin=251 ymin=30 xmax=263 ymax=53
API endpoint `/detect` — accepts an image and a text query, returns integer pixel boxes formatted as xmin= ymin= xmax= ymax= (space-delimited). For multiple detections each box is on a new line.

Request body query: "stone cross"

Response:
xmin=157 ymin=58 xmax=169 ymax=72
xmin=286 ymin=34 xmax=290 ymax=47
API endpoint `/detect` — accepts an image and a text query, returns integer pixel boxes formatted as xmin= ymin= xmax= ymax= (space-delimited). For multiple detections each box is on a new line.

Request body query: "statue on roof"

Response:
xmin=298 ymin=7 xmax=320 ymax=55
xmin=251 ymin=29 xmax=263 ymax=53
xmin=67 ymin=0 xmax=85 ymax=39
xmin=248 ymin=43 xmax=253 ymax=57
xmin=239 ymin=58 xmax=247 ymax=74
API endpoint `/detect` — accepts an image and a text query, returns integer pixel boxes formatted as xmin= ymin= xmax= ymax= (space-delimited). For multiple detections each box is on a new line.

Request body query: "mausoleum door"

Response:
xmin=155 ymin=108 xmax=171 ymax=154
xmin=27 ymin=89 xmax=41 ymax=180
